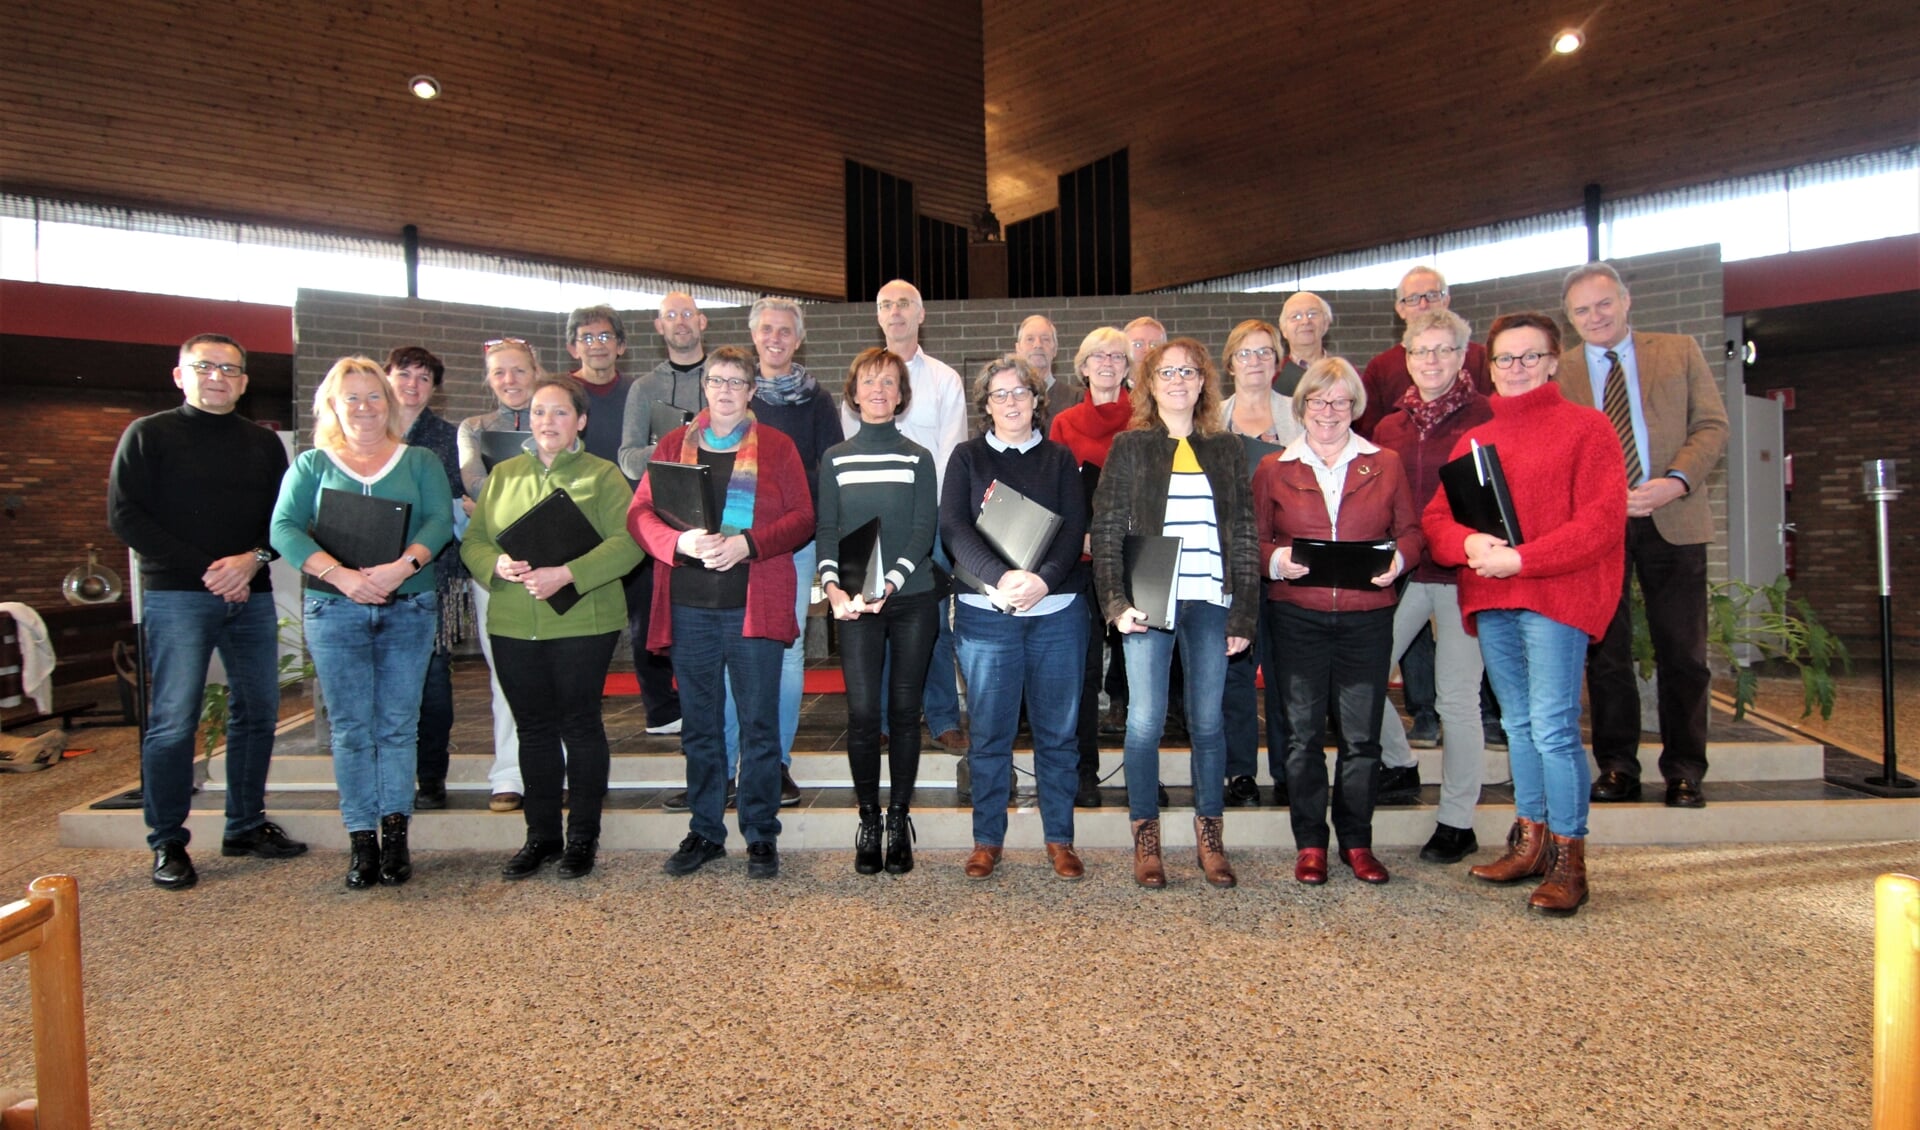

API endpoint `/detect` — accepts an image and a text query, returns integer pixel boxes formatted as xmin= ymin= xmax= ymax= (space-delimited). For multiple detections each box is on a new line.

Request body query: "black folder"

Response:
xmin=1438 ymin=441 xmax=1525 ymax=546
xmin=479 ymin=430 xmax=532 ymax=471
xmin=1238 ymin=435 xmax=1286 ymax=483
xmin=833 ymin=517 xmax=888 ymax=602
xmin=494 ymin=489 xmax=603 ymax=615
xmin=645 ymin=460 xmax=715 ymax=534
xmin=307 ymin=488 xmax=411 ymax=597
xmin=648 ymin=401 xmax=693 ymax=445
xmin=1288 ymin=538 xmax=1397 ymax=589
xmin=1122 ymin=534 xmax=1182 ymax=630
xmin=950 ymin=480 xmax=1065 ymax=610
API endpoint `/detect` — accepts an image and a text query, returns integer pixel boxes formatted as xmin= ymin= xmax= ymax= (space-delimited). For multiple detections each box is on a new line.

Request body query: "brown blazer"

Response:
xmin=1558 ymin=331 xmax=1728 ymax=546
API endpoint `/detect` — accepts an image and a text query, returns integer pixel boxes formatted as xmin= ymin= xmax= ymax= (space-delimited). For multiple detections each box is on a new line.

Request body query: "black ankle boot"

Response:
xmin=378 ymin=813 xmax=412 ymax=886
xmin=556 ymin=836 xmax=597 ymax=880
xmin=346 ymin=830 xmax=380 ymax=890
xmin=884 ymin=806 xmax=915 ymax=875
xmin=854 ymin=804 xmax=883 ymax=874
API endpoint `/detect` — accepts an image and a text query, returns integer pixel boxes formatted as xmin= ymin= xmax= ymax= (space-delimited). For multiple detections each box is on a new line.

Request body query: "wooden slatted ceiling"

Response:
xmin=985 ymin=0 xmax=1920 ymax=291
xmin=2 ymin=0 xmax=987 ymax=299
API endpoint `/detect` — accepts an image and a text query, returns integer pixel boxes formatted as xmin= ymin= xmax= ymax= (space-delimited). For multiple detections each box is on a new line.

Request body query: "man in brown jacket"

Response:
xmin=1558 ymin=262 xmax=1728 ymax=808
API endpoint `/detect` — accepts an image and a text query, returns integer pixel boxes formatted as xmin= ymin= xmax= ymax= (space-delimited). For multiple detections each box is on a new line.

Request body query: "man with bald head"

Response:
xmin=1017 ymin=314 xmax=1079 ymax=414
xmin=1356 ymin=266 xmax=1492 ymax=440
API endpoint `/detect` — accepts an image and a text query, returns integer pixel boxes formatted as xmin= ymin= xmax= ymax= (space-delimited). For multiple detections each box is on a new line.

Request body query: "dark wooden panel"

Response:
xmin=985 ymin=0 xmax=1920 ymax=290
xmin=1 ymin=0 xmax=987 ymax=299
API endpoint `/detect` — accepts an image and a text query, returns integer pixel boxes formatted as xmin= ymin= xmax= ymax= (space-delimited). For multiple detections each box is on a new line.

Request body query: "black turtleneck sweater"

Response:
xmin=816 ymin=420 xmax=939 ymax=597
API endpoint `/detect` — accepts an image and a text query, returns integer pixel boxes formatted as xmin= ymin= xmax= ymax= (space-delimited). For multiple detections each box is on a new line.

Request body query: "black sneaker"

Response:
xmin=221 ymin=821 xmax=309 ymax=859
xmin=1418 ymin=822 xmax=1479 ymax=864
xmin=746 ymin=840 xmax=779 ymax=880
xmin=779 ymin=769 xmax=802 ymax=807
xmin=1483 ymin=723 xmax=1508 ymax=751
xmin=1270 ymin=780 xmax=1290 ymax=807
xmin=1224 ymin=775 xmax=1260 ymax=807
xmin=1408 ymin=715 xmax=1441 ymax=749
xmin=1074 ymin=768 xmax=1102 ymax=808
xmin=502 ymin=837 xmax=563 ymax=880
xmin=1376 ymin=765 xmax=1422 ymax=805
xmin=663 ymin=832 xmax=726 ymax=876
xmin=151 ymin=841 xmax=197 ymax=890
xmin=415 ymin=779 xmax=447 ymax=810
xmin=556 ymin=838 xmax=598 ymax=879
xmin=1157 ymin=784 xmax=1171 ymax=807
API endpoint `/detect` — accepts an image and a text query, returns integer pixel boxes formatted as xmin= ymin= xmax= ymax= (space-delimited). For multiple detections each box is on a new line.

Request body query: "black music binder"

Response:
xmin=1122 ymin=534 xmax=1182 ymax=630
xmin=1288 ymin=538 xmax=1397 ymax=589
xmin=950 ymin=480 xmax=1065 ymax=611
xmin=308 ymin=488 xmax=410 ymax=597
xmin=833 ymin=517 xmax=888 ymax=602
xmin=1438 ymin=440 xmax=1525 ymax=545
xmin=645 ymin=460 xmax=715 ymax=534
xmin=495 ymin=489 xmax=602 ymax=614
xmin=649 ymin=401 xmax=693 ymax=445
xmin=478 ymin=430 xmax=531 ymax=471
xmin=1238 ymin=435 xmax=1286 ymax=483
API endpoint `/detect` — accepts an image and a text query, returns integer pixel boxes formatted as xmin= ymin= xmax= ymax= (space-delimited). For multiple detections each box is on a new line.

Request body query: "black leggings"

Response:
xmin=839 ymin=590 xmax=939 ymax=809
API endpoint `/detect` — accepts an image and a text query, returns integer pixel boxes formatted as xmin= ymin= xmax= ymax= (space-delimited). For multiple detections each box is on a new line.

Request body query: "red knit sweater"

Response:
xmin=1421 ymin=381 xmax=1626 ymax=640
xmin=1048 ymin=392 xmax=1132 ymax=467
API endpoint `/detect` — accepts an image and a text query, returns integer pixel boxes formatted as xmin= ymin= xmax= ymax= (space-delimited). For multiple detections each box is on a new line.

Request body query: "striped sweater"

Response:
xmin=816 ymin=420 xmax=939 ymax=597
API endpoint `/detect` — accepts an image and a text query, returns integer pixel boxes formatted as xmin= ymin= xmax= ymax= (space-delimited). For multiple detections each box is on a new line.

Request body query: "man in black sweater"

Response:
xmin=108 ymin=333 xmax=306 ymax=890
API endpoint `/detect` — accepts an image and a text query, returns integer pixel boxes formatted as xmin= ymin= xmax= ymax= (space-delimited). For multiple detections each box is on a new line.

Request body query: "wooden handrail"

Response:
xmin=1878 ymin=872 xmax=1920 ymax=1130
xmin=0 ymin=875 xmax=90 ymax=1130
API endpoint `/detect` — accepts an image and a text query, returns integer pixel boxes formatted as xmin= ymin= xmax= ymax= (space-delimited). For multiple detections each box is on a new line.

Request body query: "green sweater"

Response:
xmin=460 ymin=445 xmax=645 ymax=640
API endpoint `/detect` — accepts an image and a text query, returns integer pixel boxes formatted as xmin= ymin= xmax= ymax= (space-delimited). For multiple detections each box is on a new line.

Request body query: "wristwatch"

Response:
xmin=252 ymin=548 xmax=274 ymax=566
xmin=404 ymin=553 xmax=425 ymax=572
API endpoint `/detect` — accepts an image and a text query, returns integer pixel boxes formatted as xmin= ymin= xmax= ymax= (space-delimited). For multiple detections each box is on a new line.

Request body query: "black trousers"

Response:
xmin=1269 ymin=601 xmax=1394 ymax=851
xmin=1587 ymin=517 xmax=1712 ymax=783
xmin=624 ymin=559 xmax=681 ymax=727
xmin=493 ymin=632 xmax=619 ymax=843
xmin=839 ymin=590 xmax=939 ymax=809
xmin=1075 ymin=593 xmax=1108 ymax=771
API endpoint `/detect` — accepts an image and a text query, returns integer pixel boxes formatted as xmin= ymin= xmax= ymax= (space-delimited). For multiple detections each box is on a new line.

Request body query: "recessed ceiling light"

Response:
xmin=409 ymin=75 xmax=442 ymax=100
xmin=1552 ymin=28 xmax=1584 ymax=54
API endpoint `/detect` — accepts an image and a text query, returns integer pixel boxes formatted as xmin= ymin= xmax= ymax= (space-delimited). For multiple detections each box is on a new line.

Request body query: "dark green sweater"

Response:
xmin=816 ymin=421 xmax=938 ymax=597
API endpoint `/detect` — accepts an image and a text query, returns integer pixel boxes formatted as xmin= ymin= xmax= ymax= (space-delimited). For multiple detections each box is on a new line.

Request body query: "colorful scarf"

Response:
xmin=1397 ymin=373 xmax=1478 ymax=440
xmin=752 ymin=363 xmax=818 ymax=406
xmin=678 ymin=410 xmax=758 ymax=535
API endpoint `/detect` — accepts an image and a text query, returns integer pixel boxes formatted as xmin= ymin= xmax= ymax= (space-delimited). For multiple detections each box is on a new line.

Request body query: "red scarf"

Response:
xmin=1397 ymin=376 xmax=1477 ymax=440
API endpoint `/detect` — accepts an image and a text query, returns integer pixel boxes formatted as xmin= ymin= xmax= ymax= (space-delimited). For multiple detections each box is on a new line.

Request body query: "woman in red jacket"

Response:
xmin=628 ymin=345 xmax=815 ymax=882
xmin=1422 ymin=312 xmax=1627 ymax=917
xmin=1252 ymin=357 xmax=1422 ymax=887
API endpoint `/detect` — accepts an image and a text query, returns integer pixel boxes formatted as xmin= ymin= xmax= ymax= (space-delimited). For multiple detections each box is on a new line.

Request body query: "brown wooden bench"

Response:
xmin=0 ymin=605 xmax=137 ymax=731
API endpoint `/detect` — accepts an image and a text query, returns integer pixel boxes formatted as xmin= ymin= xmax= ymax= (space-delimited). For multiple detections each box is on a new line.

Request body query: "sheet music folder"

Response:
xmin=495 ymin=489 xmax=603 ymax=614
xmin=478 ymin=430 xmax=531 ymax=472
xmin=1122 ymin=534 xmax=1182 ymax=630
xmin=949 ymin=480 xmax=1065 ymax=611
xmin=645 ymin=460 xmax=715 ymax=534
xmin=1438 ymin=440 xmax=1525 ymax=545
xmin=649 ymin=402 xmax=693 ymax=445
xmin=833 ymin=517 xmax=888 ymax=602
xmin=1288 ymin=538 xmax=1396 ymax=589
xmin=307 ymin=488 xmax=410 ymax=596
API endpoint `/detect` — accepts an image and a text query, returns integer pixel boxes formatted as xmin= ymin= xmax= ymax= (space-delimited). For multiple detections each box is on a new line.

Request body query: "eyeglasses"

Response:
xmin=1491 ymin=350 xmax=1555 ymax=370
xmin=1154 ymin=366 xmax=1202 ymax=382
xmin=1284 ymin=309 xmax=1325 ymax=323
xmin=1304 ymin=397 xmax=1355 ymax=413
xmin=1233 ymin=346 xmax=1277 ymax=362
xmin=877 ymin=298 xmax=919 ymax=313
xmin=658 ymin=309 xmax=702 ymax=321
xmin=574 ymin=331 xmax=615 ymax=345
xmin=484 ymin=336 xmax=531 ymax=354
xmin=703 ymin=375 xmax=754 ymax=391
xmin=988 ymin=387 xmax=1035 ymax=404
xmin=1406 ymin=345 xmax=1464 ymax=361
xmin=186 ymin=360 xmax=245 ymax=378
xmin=1085 ymin=351 xmax=1127 ymax=366
xmin=1397 ymin=289 xmax=1449 ymax=308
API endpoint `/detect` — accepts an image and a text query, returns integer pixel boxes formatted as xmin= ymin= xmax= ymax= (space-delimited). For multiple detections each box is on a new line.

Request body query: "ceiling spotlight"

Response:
xmin=409 ymin=75 xmax=442 ymax=100
xmin=1552 ymin=28 xmax=1584 ymax=54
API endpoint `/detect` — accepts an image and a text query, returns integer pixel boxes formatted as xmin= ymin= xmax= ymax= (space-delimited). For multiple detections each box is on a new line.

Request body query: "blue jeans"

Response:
xmin=676 ymin=604 xmax=785 ymax=846
xmin=955 ymin=597 xmax=1087 ymax=846
xmin=722 ymin=540 xmax=810 ymax=775
xmin=1119 ymin=599 xmax=1229 ymax=821
xmin=1477 ymin=608 xmax=1592 ymax=838
xmin=140 ymin=589 xmax=281 ymax=849
xmin=305 ymin=592 xmax=438 ymax=833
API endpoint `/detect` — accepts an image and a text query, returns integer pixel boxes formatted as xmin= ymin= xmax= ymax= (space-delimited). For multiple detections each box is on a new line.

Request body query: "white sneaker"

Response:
xmin=645 ymin=718 xmax=683 ymax=735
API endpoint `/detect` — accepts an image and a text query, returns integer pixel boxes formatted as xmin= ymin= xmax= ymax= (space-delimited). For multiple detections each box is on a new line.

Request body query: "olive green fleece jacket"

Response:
xmin=460 ymin=445 xmax=644 ymax=640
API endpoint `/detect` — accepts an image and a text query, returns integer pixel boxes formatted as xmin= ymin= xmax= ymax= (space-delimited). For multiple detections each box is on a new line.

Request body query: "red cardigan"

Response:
xmin=1252 ymin=438 xmax=1424 ymax=614
xmin=1421 ymin=381 xmax=1627 ymax=640
xmin=627 ymin=420 xmax=816 ymax=650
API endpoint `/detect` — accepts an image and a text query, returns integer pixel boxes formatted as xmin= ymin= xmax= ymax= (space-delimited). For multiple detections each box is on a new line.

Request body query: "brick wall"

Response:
xmin=294 ymin=243 xmax=1731 ymax=570
xmin=0 ymin=388 xmax=172 ymax=604
xmin=1746 ymin=340 xmax=1920 ymax=659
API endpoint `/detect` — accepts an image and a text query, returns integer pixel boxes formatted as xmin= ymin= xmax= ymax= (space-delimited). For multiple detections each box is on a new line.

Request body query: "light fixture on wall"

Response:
xmin=409 ymin=75 xmax=442 ymax=100
xmin=1552 ymin=28 xmax=1585 ymax=54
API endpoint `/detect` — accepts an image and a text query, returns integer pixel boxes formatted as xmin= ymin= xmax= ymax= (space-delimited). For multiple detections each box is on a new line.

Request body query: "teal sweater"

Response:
xmin=460 ymin=445 xmax=645 ymax=640
xmin=270 ymin=445 xmax=454 ymax=598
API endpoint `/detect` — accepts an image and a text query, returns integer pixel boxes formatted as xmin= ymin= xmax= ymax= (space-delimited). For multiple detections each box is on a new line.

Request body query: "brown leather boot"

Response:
xmin=1131 ymin=818 xmax=1166 ymax=889
xmin=1529 ymin=834 xmax=1588 ymax=917
xmin=1193 ymin=815 xmax=1236 ymax=888
xmin=1469 ymin=817 xmax=1550 ymax=884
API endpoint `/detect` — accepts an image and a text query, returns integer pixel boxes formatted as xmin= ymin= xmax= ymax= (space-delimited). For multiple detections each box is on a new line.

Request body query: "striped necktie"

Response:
xmin=1603 ymin=350 xmax=1643 ymax=486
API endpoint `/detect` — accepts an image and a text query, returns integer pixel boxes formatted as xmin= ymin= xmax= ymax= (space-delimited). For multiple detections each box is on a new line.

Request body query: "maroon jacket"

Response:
xmin=1251 ymin=438 xmax=1424 ymax=614
xmin=1371 ymin=388 xmax=1494 ymax=585
xmin=1357 ymin=342 xmax=1493 ymax=440
xmin=627 ymin=420 xmax=815 ymax=651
